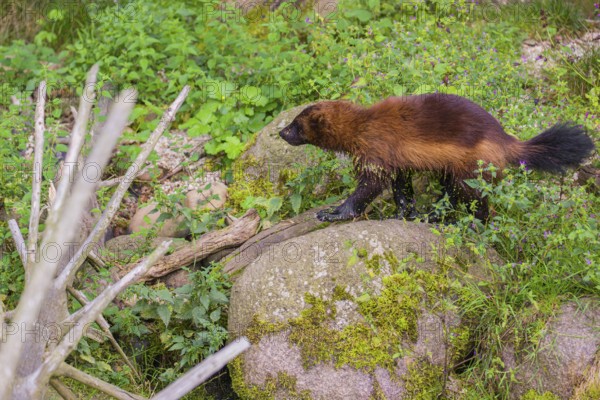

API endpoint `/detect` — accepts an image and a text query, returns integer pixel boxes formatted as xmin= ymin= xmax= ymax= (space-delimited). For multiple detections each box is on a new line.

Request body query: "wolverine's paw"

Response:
xmin=423 ymin=211 xmax=456 ymax=225
xmin=394 ymin=208 xmax=418 ymax=221
xmin=316 ymin=209 xmax=356 ymax=222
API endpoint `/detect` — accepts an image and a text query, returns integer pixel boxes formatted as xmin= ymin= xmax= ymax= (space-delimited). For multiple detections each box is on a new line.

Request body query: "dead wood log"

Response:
xmin=116 ymin=209 xmax=260 ymax=281
xmin=222 ymin=204 xmax=332 ymax=275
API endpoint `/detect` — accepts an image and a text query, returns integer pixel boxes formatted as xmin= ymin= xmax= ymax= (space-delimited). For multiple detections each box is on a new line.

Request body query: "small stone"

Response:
xmin=128 ymin=202 xmax=188 ymax=238
xmin=185 ymin=181 xmax=228 ymax=211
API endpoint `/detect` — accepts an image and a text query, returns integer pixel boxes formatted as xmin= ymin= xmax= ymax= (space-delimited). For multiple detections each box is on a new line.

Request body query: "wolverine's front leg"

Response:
xmin=316 ymin=173 xmax=383 ymax=222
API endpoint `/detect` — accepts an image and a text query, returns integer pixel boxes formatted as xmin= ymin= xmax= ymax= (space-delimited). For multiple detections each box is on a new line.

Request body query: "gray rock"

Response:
xmin=128 ymin=182 xmax=227 ymax=238
xmin=235 ymin=103 xmax=316 ymax=187
xmin=185 ymin=181 xmax=228 ymax=211
xmin=503 ymin=299 xmax=600 ymax=399
xmin=229 ymin=220 xmax=483 ymax=399
xmin=128 ymin=202 xmax=187 ymax=238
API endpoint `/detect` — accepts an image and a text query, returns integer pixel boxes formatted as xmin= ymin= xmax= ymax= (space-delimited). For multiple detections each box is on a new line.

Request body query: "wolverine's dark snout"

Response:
xmin=279 ymin=122 xmax=307 ymax=146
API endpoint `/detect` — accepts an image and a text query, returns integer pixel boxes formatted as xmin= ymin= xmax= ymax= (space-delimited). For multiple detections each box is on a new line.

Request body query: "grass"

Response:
xmin=562 ymin=46 xmax=600 ymax=98
xmin=0 ymin=0 xmax=115 ymax=47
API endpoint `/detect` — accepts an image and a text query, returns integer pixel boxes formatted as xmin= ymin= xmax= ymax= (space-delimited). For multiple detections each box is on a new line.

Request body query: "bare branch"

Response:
xmin=55 ymin=86 xmax=190 ymax=290
xmin=0 ymin=300 xmax=4 ymax=340
xmin=151 ymin=337 xmax=251 ymax=400
xmin=47 ymin=64 xmax=98 ymax=230
xmin=8 ymin=219 xmax=27 ymax=267
xmin=98 ymin=166 xmax=150 ymax=188
xmin=56 ymin=363 xmax=146 ymax=400
xmin=36 ymin=240 xmax=171 ymax=385
xmin=50 ymin=378 xmax=78 ymax=400
xmin=66 ymin=286 xmax=141 ymax=380
xmin=88 ymin=250 xmax=107 ymax=270
xmin=26 ymin=81 xmax=47 ymax=269
xmin=0 ymin=88 xmax=135 ymax=400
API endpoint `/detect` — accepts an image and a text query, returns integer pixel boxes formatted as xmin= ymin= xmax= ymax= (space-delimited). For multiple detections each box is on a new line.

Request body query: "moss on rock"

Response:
xmin=228 ymin=220 xmax=489 ymax=399
xmin=521 ymin=389 xmax=560 ymax=400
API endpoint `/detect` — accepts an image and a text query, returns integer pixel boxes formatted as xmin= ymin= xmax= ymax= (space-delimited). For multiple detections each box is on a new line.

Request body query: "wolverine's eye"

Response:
xmin=309 ymin=118 xmax=320 ymax=131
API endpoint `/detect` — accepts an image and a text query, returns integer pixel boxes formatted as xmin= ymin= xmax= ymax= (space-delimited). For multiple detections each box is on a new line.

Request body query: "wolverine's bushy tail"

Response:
xmin=517 ymin=123 xmax=595 ymax=173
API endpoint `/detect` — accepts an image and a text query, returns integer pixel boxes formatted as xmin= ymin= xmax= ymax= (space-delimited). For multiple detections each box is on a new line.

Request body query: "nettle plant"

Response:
xmin=106 ymin=265 xmax=231 ymax=379
xmin=433 ymin=163 xmax=599 ymax=396
xmin=442 ymin=163 xmax=599 ymax=292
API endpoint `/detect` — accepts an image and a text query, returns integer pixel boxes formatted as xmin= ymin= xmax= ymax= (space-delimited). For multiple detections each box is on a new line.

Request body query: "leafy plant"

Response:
xmin=437 ymin=164 xmax=599 ymax=395
xmin=106 ymin=265 xmax=231 ymax=378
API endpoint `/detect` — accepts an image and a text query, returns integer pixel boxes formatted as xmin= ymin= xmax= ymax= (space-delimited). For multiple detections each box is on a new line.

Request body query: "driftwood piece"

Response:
xmin=8 ymin=219 xmax=27 ymax=266
xmin=116 ymin=209 xmax=260 ymax=281
xmin=222 ymin=205 xmax=332 ymax=275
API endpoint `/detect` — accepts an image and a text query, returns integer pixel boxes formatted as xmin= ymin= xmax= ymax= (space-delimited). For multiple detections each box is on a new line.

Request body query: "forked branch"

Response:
xmin=36 ymin=241 xmax=172 ymax=388
xmin=55 ymin=86 xmax=191 ymax=290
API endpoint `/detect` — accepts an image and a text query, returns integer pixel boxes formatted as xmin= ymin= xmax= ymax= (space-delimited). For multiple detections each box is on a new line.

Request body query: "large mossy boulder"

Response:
xmin=228 ymin=220 xmax=485 ymax=399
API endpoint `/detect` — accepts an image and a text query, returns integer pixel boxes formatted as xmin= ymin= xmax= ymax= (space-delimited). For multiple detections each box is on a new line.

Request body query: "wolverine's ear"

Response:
xmin=309 ymin=114 xmax=322 ymax=130
xmin=309 ymin=110 xmax=330 ymax=132
xmin=296 ymin=105 xmax=316 ymax=123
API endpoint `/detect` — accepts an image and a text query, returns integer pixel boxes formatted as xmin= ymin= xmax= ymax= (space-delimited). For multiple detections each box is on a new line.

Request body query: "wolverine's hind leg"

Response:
xmin=426 ymin=172 xmax=460 ymax=222
xmin=316 ymin=172 xmax=384 ymax=222
xmin=454 ymin=176 xmax=489 ymax=221
xmin=440 ymin=172 xmax=460 ymax=209
xmin=392 ymin=170 xmax=417 ymax=219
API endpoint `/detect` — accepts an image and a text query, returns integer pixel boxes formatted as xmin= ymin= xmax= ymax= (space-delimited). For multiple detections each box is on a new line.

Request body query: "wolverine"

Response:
xmin=279 ymin=94 xmax=595 ymax=222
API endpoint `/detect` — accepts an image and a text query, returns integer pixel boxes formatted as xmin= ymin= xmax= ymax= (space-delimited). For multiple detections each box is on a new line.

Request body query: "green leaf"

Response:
xmin=169 ymin=342 xmax=185 ymax=351
xmin=192 ymin=306 xmax=207 ymax=322
xmin=80 ymin=354 xmax=96 ymax=364
xmin=200 ymin=294 xmax=210 ymax=310
xmin=96 ymin=361 xmax=113 ymax=372
xmin=48 ymin=9 xmax=64 ymax=21
xmin=267 ymin=197 xmax=283 ymax=217
xmin=347 ymin=254 xmax=358 ymax=267
xmin=156 ymin=289 xmax=173 ymax=303
xmin=156 ymin=212 xmax=173 ymax=223
xmin=157 ymin=305 xmax=171 ymax=327
xmin=210 ymin=309 xmax=221 ymax=322
xmin=128 ymin=71 xmax=140 ymax=80
xmin=346 ymin=9 xmax=372 ymax=22
xmin=222 ymin=136 xmax=244 ymax=159
xmin=356 ymin=293 xmax=371 ymax=303
xmin=290 ymin=193 xmax=302 ymax=214
xmin=393 ymin=85 xmax=406 ymax=96
xmin=434 ymin=63 xmax=448 ymax=74
xmin=209 ymin=288 xmax=228 ymax=304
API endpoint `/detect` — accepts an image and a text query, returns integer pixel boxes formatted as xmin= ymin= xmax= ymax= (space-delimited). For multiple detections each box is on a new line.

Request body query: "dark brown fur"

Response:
xmin=279 ymin=94 xmax=595 ymax=221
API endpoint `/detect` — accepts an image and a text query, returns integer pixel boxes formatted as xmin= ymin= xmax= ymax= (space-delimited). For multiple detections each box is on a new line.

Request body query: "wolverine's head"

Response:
xmin=279 ymin=104 xmax=329 ymax=147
